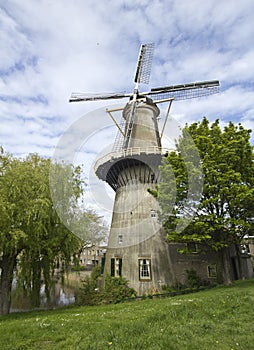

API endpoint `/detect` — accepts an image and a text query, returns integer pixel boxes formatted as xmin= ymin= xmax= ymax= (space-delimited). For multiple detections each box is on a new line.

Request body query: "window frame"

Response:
xmin=150 ymin=210 xmax=156 ymax=218
xmin=207 ymin=264 xmax=217 ymax=278
xmin=118 ymin=234 xmax=123 ymax=244
xmin=111 ymin=257 xmax=122 ymax=277
xmin=186 ymin=242 xmax=199 ymax=254
xmin=139 ymin=258 xmax=152 ymax=281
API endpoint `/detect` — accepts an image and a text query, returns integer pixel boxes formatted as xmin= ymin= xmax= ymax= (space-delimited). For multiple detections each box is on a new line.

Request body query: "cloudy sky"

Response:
xmin=1 ymin=0 xmax=254 ymax=222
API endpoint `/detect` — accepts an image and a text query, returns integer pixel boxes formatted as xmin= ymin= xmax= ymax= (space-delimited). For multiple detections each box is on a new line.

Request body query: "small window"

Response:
xmin=139 ymin=259 xmax=151 ymax=280
xmin=118 ymin=234 xmax=123 ymax=244
xmin=207 ymin=265 xmax=217 ymax=278
xmin=111 ymin=257 xmax=122 ymax=277
xmin=241 ymin=244 xmax=250 ymax=255
xmin=151 ymin=210 xmax=156 ymax=218
xmin=186 ymin=242 xmax=199 ymax=253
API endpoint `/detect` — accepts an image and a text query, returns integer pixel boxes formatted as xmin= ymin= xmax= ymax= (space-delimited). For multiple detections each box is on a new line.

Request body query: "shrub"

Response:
xmin=185 ymin=269 xmax=202 ymax=288
xmin=75 ymin=265 xmax=102 ymax=306
xmin=90 ymin=265 xmax=102 ymax=281
xmin=76 ymin=268 xmax=137 ymax=306
xmin=100 ymin=274 xmax=137 ymax=304
xmin=162 ymin=281 xmax=185 ymax=293
xmin=75 ymin=275 xmax=99 ymax=306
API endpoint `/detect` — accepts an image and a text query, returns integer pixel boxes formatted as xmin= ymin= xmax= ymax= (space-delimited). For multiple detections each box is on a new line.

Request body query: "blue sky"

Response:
xmin=1 ymin=0 xmax=254 ymax=221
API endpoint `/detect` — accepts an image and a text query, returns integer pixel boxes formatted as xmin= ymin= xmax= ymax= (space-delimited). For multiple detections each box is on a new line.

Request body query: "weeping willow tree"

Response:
xmin=0 ymin=150 xmax=94 ymax=315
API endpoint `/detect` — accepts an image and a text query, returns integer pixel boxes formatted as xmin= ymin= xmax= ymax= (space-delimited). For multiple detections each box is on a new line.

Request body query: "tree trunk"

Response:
xmin=31 ymin=258 xmax=42 ymax=308
xmin=220 ymin=248 xmax=232 ymax=285
xmin=0 ymin=254 xmax=17 ymax=315
xmin=235 ymin=243 xmax=244 ymax=279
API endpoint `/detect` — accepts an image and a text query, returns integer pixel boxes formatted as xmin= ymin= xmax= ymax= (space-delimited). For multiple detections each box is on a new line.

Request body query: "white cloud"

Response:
xmin=1 ymin=0 xmax=253 ymax=221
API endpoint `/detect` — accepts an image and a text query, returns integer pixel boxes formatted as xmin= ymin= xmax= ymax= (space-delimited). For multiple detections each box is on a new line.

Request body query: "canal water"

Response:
xmin=10 ymin=277 xmax=79 ymax=313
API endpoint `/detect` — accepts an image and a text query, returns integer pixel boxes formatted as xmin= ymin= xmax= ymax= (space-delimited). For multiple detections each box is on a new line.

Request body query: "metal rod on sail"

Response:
xmin=106 ymin=109 xmax=125 ymax=136
xmin=161 ymin=98 xmax=174 ymax=139
xmin=124 ymin=86 xmax=138 ymax=149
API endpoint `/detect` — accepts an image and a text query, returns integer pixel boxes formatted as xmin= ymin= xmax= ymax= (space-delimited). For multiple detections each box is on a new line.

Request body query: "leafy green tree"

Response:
xmin=0 ymin=150 xmax=84 ymax=314
xmin=157 ymin=118 xmax=254 ymax=284
xmin=73 ymin=209 xmax=108 ymax=246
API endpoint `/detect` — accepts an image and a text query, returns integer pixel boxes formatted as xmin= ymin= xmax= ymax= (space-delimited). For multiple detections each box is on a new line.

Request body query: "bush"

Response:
xmin=76 ymin=267 xmax=137 ymax=306
xmin=185 ymin=269 xmax=202 ymax=288
xmin=75 ymin=275 xmax=99 ymax=306
xmin=90 ymin=265 xmax=102 ymax=281
xmin=100 ymin=275 xmax=137 ymax=304
xmin=71 ymin=265 xmax=85 ymax=272
xmin=75 ymin=265 xmax=102 ymax=306
xmin=162 ymin=281 xmax=185 ymax=293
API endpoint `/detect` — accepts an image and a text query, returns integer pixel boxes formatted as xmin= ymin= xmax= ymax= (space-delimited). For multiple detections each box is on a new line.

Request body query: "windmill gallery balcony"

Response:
xmin=94 ymin=146 xmax=172 ymax=191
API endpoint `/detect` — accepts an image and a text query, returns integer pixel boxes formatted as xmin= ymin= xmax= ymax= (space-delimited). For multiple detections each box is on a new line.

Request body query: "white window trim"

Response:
xmin=139 ymin=258 xmax=152 ymax=281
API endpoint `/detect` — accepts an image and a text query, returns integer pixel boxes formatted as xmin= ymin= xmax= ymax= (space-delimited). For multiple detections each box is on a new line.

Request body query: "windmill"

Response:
xmin=69 ymin=44 xmax=220 ymax=295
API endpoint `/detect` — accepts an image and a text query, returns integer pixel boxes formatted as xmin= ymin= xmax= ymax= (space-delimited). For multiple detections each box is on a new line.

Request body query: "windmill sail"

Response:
xmin=134 ymin=43 xmax=155 ymax=85
xmin=147 ymin=80 xmax=220 ymax=101
xmin=69 ymin=92 xmax=131 ymax=102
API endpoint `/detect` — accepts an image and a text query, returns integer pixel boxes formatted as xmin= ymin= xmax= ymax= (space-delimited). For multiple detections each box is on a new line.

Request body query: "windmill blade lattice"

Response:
xmin=147 ymin=80 xmax=220 ymax=101
xmin=134 ymin=43 xmax=155 ymax=85
xmin=69 ymin=92 xmax=131 ymax=103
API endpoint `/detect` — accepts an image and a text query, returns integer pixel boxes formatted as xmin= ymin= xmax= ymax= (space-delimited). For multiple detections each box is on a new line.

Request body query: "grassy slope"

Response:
xmin=0 ymin=279 xmax=254 ymax=350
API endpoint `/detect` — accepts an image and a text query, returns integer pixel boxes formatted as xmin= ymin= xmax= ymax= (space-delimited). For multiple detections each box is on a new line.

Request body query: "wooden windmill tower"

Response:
xmin=70 ymin=44 xmax=219 ymax=295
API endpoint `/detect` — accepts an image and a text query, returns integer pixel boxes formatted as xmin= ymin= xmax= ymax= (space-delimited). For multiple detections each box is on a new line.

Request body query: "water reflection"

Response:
xmin=11 ymin=281 xmax=76 ymax=313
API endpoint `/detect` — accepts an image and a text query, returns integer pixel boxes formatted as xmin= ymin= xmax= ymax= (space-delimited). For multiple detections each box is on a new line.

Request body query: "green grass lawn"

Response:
xmin=1 ymin=279 xmax=254 ymax=350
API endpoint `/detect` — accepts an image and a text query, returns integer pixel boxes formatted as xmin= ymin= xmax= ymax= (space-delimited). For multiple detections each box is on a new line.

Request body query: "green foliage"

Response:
xmin=157 ymin=119 xmax=254 ymax=266
xmin=76 ymin=275 xmax=100 ymax=306
xmin=0 ymin=150 xmax=85 ymax=314
xmin=91 ymin=265 xmax=103 ymax=281
xmin=0 ymin=279 xmax=254 ymax=349
xmin=76 ymin=268 xmax=137 ymax=306
xmin=0 ymin=149 xmax=108 ymax=315
xmin=71 ymin=265 xmax=85 ymax=272
xmin=162 ymin=270 xmax=211 ymax=293
xmin=185 ymin=269 xmax=202 ymax=288
xmin=101 ymin=275 xmax=137 ymax=304
xmin=75 ymin=266 xmax=102 ymax=306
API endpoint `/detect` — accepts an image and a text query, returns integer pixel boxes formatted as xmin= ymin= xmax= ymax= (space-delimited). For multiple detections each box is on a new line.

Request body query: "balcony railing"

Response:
xmin=94 ymin=146 xmax=173 ymax=171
